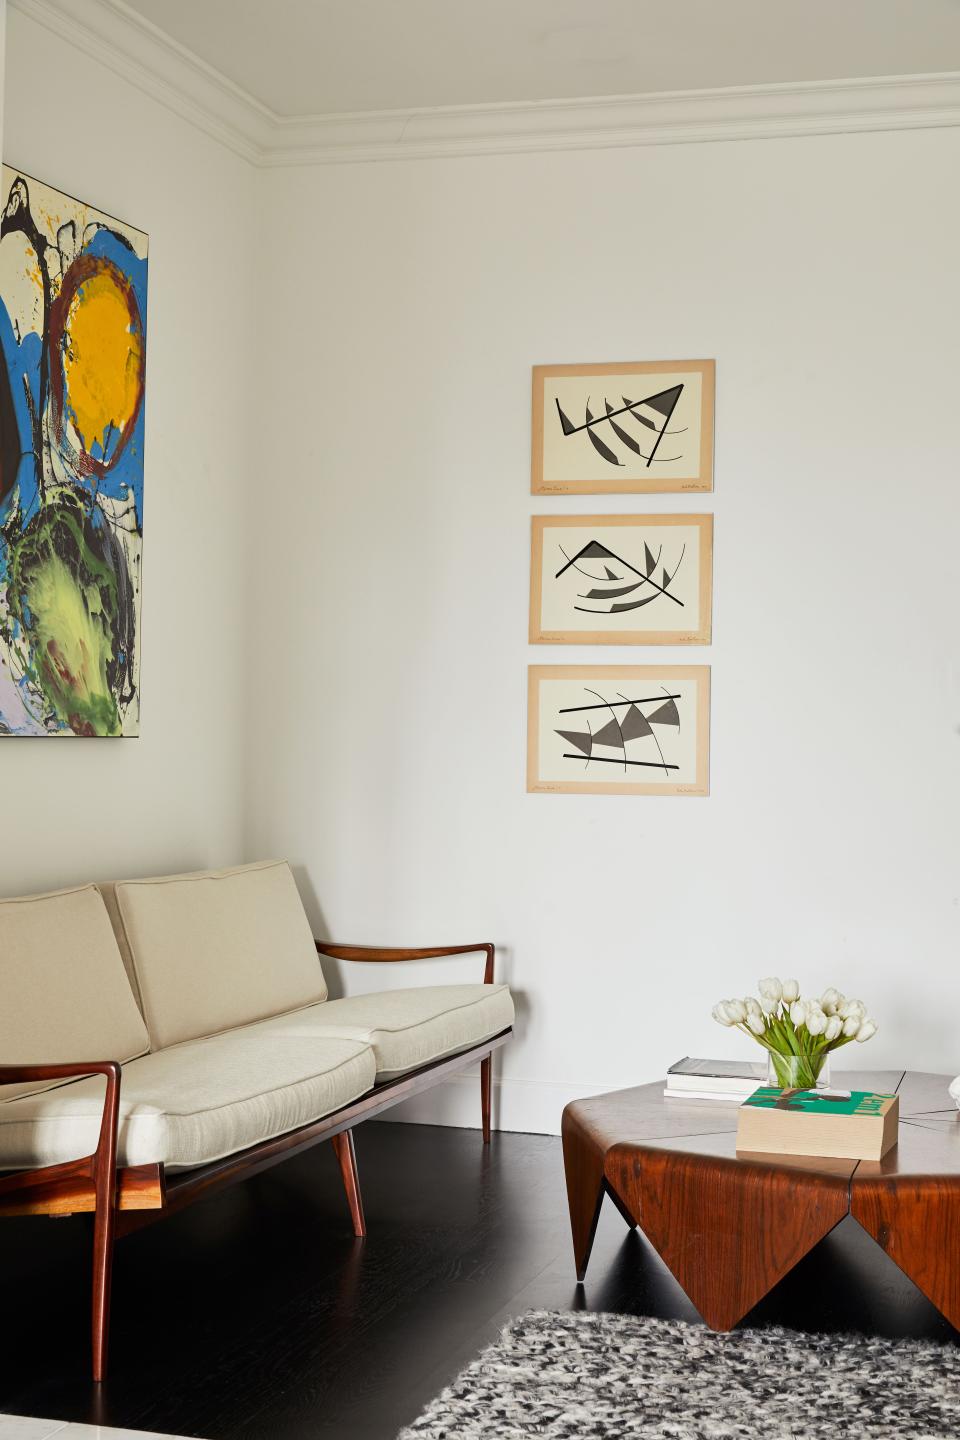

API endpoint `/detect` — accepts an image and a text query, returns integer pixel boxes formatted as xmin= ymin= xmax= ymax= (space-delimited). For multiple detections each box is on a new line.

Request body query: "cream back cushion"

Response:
xmin=0 ymin=884 xmax=150 ymax=1102
xmin=113 ymin=861 xmax=328 ymax=1050
xmin=97 ymin=880 xmax=145 ymax=1011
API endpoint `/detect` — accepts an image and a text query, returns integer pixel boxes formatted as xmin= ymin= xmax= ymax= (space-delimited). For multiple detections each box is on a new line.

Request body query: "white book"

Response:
xmin=663 ymin=1086 xmax=759 ymax=1104
xmin=666 ymin=1074 xmax=761 ymax=1096
xmin=666 ymin=1057 xmax=766 ymax=1095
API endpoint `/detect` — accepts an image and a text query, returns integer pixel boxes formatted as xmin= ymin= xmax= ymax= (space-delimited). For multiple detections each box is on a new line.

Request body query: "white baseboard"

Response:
xmin=378 ymin=1071 xmax=613 ymax=1136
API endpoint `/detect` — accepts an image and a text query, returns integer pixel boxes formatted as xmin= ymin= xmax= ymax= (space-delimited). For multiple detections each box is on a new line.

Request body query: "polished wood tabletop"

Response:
xmin=562 ymin=1069 xmax=960 ymax=1333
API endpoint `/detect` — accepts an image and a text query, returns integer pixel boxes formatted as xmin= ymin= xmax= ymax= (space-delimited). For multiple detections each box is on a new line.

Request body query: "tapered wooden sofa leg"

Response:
xmin=332 ymin=1130 xmax=366 ymax=1238
xmin=91 ymin=1191 xmax=117 ymax=1382
xmin=481 ymin=1055 xmax=492 ymax=1143
xmin=91 ymin=1060 xmax=121 ymax=1384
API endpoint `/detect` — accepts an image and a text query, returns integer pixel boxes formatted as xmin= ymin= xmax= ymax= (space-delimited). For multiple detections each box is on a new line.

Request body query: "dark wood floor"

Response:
xmin=1 ymin=1121 xmax=956 ymax=1440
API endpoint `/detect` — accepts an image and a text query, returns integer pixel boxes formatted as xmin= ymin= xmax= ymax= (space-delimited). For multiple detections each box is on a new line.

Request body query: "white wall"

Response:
xmin=248 ymin=128 xmax=960 ymax=1131
xmin=0 ymin=6 xmax=255 ymax=894
xmin=4 ymin=7 xmax=959 ymax=1132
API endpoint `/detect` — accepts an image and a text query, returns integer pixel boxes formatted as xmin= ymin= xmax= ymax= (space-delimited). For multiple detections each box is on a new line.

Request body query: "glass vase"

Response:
xmin=766 ymin=1050 xmax=831 ymax=1093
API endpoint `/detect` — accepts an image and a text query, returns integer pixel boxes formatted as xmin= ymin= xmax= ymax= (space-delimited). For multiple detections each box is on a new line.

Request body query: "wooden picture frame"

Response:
xmin=531 ymin=360 xmax=715 ymax=494
xmin=527 ymin=665 xmax=710 ymax=796
xmin=529 ymin=513 xmax=713 ymax=645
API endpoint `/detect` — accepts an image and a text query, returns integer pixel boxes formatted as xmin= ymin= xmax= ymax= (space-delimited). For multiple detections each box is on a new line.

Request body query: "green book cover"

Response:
xmin=744 ymin=1088 xmax=893 ymax=1116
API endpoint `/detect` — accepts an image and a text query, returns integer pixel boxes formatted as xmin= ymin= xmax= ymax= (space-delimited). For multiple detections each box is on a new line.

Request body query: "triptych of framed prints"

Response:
xmin=526 ymin=360 xmax=715 ymax=797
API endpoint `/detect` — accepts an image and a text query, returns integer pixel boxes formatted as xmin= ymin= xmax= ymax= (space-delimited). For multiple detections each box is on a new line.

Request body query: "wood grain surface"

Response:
xmin=563 ymin=1069 xmax=960 ymax=1331
xmin=605 ymin=1143 xmax=851 ymax=1329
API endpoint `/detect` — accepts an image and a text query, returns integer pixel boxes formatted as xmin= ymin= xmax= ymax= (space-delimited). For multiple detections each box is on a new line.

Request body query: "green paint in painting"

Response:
xmin=7 ymin=491 xmax=123 ymax=736
xmin=22 ymin=552 xmax=119 ymax=736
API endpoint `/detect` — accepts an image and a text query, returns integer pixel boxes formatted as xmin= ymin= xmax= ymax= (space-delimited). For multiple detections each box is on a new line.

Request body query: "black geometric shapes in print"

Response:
xmin=555 ymin=385 xmax=684 ymax=468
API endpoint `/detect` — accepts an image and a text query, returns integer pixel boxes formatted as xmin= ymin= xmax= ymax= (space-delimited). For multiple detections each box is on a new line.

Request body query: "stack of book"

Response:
xmin=665 ymin=1057 xmax=767 ymax=1103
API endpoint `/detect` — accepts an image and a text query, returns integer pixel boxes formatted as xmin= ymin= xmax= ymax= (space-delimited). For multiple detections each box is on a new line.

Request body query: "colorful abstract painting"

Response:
xmin=0 ymin=167 xmax=147 ymax=736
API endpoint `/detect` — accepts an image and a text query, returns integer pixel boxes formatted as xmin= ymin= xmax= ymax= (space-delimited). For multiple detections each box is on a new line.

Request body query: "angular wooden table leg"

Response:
xmin=561 ymin=1104 xmax=608 ymax=1281
xmin=852 ymin=1119 xmax=960 ymax=1331
xmin=562 ymin=1087 xmax=743 ymax=1286
xmin=605 ymin=1143 xmax=852 ymax=1329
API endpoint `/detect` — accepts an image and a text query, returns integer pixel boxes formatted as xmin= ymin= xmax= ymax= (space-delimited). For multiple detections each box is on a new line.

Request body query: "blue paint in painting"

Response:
xmin=0 ymin=227 xmax=148 ymax=534
xmin=0 ymin=290 xmax=46 ymax=740
xmin=0 ymin=299 xmax=43 ymax=526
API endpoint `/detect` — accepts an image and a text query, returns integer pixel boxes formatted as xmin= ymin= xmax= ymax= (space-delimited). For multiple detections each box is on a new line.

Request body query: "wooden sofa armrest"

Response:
xmin=0 ymin=1060 xmax=122 ymax=1174
xmin=0 ymin=1059 xmax=121 ymax=1086
xmin=0 ymin=1060 xmax=122 ymax=1379
xmin=315 ymin=940 xmax=495 ymax=984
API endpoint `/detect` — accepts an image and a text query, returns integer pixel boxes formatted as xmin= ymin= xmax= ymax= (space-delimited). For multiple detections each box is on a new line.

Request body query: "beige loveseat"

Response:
xmin=0 ymin=859 xmax=513 ymax=1379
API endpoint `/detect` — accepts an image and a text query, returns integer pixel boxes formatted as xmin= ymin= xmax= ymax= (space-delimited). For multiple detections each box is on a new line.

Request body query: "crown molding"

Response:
xmin=267 ymin=72 xmax=960 ymax=167
xmin=11 ymin=0 xmax=960 ymax=168
xmin=9 ymin=0 xmax=273 ymax=163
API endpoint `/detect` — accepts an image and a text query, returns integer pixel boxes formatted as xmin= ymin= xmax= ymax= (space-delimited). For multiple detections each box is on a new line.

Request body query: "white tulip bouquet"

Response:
xmin=712 ymin=977 xmax=878 ymax=1091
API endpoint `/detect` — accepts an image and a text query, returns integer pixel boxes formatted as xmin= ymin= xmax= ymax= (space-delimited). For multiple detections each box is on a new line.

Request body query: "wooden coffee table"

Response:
xmin=562 ymin=1069 xmax=960 ymax=1332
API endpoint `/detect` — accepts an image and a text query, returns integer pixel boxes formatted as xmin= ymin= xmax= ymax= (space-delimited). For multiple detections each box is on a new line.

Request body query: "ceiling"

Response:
xmin=121 ymin=0 xmax=960 ymax=118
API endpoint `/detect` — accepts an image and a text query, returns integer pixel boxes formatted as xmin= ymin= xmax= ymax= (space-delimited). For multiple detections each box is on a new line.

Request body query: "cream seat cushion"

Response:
xmin=246 ymin=984 xmax=514 ymax=1081
xmin=110 ymin=860 xmax=327 ymax=1050
xmin=0 ymin=1032 xmax=375 ymax=1172
xmin=0 ymin=885 xmax=149 ymax=1103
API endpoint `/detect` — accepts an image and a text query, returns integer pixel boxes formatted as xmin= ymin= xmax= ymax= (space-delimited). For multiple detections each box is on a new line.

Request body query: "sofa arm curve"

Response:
xmin=0 ymin=1061 xmax=123 ymax=1381
xmin=0 ymin=1060 xmax=122 ymax=1179
xmin=315 ymin=940 xmax=495 ymax=984
xmin=0 ymin=1060 xmax=121 ymax=1087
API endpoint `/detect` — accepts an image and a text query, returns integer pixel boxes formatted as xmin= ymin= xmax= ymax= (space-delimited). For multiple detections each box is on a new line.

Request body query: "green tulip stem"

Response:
xmin=732 ymin=1000 xmax=862 ymax=1092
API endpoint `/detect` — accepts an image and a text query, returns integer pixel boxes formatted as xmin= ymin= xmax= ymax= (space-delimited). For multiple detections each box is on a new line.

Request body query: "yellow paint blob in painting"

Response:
xmin=62 ymin=269 xmax=142 ymax=461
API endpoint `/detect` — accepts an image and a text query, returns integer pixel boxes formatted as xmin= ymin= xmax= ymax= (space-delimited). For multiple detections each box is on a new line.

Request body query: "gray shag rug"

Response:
xmin=397 ymin=1309 xmax=960 ymax=1438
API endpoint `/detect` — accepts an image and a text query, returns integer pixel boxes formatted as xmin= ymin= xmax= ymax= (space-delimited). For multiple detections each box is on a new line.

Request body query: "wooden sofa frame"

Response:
xmin=0 ymin=941 xmax=509 ymax=1382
